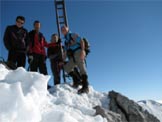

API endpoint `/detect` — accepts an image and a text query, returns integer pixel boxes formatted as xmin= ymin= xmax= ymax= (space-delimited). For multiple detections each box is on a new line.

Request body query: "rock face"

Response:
xmin=94 ymin=106 xmax=122 ymax=122
xmin=108 ymin=91 xmax=160 ymax=122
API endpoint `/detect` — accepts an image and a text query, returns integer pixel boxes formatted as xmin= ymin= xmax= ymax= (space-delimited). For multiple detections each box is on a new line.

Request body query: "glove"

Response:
xmin=28 ymin=55 xmax=34 ymax=64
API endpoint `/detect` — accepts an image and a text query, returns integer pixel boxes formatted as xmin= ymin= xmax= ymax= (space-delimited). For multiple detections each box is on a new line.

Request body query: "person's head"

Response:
xmin=33 ymin=20 xmax=41 ymax=32
xmin=51 ymin=34 xmax=59 ymax=43
xmin=61 ymin=25 xmax=69 ymax=35
xmin=16 ymin=16 xmax=25 ymax=28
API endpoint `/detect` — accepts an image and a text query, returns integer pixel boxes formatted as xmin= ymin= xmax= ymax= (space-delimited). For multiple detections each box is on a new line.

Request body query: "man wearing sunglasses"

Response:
xmin=3 ymin=16 xmax=28 ymax=69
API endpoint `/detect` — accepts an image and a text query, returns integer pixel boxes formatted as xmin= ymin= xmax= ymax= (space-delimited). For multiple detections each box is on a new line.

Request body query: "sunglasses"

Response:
xmin=17 ymin=20 xmax=24 ymax=25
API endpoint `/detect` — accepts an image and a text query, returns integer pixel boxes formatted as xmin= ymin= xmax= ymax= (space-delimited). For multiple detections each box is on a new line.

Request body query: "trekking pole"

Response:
xmin=59 ymin=42 xmax=66 ymax=83
xmin=62 ymin=66 xmax=66 ymax=83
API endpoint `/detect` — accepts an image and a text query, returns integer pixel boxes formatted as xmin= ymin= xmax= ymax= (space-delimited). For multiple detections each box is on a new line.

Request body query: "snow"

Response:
xmin=0 ymin=64 xmax=108 ymax=122
xmin=138 ymin=100 xmax=162 ymax=122
xmin=0 ymin=64 xmax=50 ymax=122
xmin=157 ymin=100 xmax=162 ymax=104
xmin=1 ymin=64 xmax=161 ymax=122
xmin=44 ymin=85 xmax=109 ymax=122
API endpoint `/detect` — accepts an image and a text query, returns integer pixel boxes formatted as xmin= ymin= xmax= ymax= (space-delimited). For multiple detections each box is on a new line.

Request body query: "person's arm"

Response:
xmin=46 ymin=42 xmax=58 ymax=47
xmin=43 ymin=36 xmax=48 ymax=47
xmin=80 ymin=39 xmax=86 ymax=60
xmin=24 ymin=29 xmax=29 ymax=52
xmin=3 ymin=26 xmax=11 ymax=50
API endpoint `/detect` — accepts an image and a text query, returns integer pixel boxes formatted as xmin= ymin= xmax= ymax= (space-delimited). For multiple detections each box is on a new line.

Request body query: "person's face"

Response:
xmin=16 ymin=19 xmax=24 ymax=28
xmin=34 ymin=23 xmax=41 ymax=31
xmin=51 ymin=35 xmax=58 ymax=43
xmin=61 ymin=26 xmax=68 ymax=35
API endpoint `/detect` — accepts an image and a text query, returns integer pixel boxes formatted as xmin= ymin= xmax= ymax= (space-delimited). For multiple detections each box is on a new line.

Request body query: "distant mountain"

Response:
xmin=157 ymin=100 xmax=162 ymax=104
xmin=138 ymin=100 xmax=162 ymax=122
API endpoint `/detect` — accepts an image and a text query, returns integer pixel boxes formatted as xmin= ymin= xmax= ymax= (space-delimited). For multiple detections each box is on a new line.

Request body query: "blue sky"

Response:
xmin=0 ymin=0 xmax=162 ymax=101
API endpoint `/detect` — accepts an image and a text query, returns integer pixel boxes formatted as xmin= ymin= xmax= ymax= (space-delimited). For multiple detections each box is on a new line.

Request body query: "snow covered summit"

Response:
xmin=0 ymin=64 xmax=108 ymax=122
xmin=0 ymin=64 xmax=161 ymax=122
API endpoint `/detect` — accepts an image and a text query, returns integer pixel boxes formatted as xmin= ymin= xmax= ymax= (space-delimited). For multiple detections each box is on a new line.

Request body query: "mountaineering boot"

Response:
xmin=78 ymin=74 xmax=89 ymax=94
xmin=69 ymin=71 xmax=80 ymax=88
xmin=73 ymin=67 xmax=82 ymax=85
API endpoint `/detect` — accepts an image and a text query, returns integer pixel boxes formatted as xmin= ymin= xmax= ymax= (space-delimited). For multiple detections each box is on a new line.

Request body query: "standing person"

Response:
xmin=61 ymin=25 xmax=89 ymax=94
xmin=28 ymin=20 xmax=48 ymax=75
xmin=3 ymin=16 xmax=28 ymax=68
xmin=47 ymin=34 xmax=63 ymax=85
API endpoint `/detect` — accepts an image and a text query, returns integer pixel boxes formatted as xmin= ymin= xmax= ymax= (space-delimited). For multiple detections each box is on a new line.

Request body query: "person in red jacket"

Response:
xmin=28 ymin=20 xmax=48 ymax=75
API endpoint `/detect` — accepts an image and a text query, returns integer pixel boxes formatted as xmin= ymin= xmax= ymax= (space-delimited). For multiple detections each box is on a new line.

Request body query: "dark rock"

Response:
xmin=94 ymin=105 xmax=122 ymax=122
xmin=108 ymin=90 xmax=160 ymax=122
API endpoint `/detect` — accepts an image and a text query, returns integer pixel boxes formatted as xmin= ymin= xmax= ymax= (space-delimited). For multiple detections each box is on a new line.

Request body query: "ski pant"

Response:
xmin=50 ymin=59 xmax=61 ymax=85
xmin=7 ymin=51 xmax=26 ymax=68
xmin=30 ymin=53 xmax=47 ymax=75
xmin=64 ymin=50 xmax=87 ymax=76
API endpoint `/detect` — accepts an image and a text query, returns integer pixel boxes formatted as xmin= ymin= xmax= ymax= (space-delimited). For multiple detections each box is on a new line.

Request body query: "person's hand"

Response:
xmin=59 ymin=62 xmax=64 ymax=67
xmin=80 ymin=50 xmax=85 ymax=61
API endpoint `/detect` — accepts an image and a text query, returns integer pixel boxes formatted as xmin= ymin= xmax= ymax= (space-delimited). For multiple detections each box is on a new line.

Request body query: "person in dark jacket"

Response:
xmin=47 ymin=34 xmax=63 ymax=85
xmin=28 ymin=20 xmax=48 ymax=75
xmin=3 ymin=16 xmax=28 ymax=68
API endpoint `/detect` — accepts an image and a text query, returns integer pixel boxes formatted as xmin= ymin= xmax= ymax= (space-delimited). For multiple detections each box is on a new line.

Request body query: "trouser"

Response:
xmin=7 ymin=51 xmax=26 ymax=68
xmin=50 ymin=59 xmax=61 ymax=85
xmin=64 ymin=50 xmax=87 ymax=76
xmin=30 ymin=54 xmax=47 ymax=75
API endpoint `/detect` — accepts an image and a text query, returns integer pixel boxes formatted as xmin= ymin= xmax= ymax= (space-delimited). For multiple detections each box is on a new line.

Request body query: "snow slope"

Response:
xmin=138 ymin=100 xmax=162 ymax=122
xmin=0 ymin=64 xmax=108 ymax=122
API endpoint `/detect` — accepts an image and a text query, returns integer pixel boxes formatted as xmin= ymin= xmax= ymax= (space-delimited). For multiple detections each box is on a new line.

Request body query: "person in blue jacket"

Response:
xmin=61 ymin=25 xmax=89 ymax=94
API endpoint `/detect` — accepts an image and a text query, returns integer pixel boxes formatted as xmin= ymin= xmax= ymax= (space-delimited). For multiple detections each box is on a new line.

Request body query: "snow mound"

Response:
xmin=138 ymin=100 xmax=162 ymax=122
xmin=0 ymin=64 xmax=50 ymax=122
xmin=0 ymin=64 xmax=108 ymax=122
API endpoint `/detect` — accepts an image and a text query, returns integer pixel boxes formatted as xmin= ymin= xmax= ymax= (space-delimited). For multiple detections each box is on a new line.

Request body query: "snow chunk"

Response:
xmin=0 ymin=65 xmax=50 ymax=122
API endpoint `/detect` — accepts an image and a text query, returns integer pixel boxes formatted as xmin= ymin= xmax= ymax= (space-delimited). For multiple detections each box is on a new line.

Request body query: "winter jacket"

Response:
xmin=3 ymin=25 xmax=28 ymax=52
xmin=28 ymin=30 xmax=48 ymax=56
xmin=47 ymin=42 xmax=62 ymax=62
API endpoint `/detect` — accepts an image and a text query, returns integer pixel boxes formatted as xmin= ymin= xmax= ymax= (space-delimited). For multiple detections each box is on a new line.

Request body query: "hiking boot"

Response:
xmin=72 ymin=83 xmax=79 ymax=88
xmin=78 ymin=86 xmax=89 ymax=94
xmin=69 ymin=71 xmax=80 ymax=88
xmin=78 ymin=74 xmax=89 ymax=94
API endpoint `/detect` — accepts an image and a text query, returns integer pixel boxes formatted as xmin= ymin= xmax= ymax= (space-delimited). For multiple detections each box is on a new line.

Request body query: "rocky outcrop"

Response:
xmin=94 ymin=106 xmax=122 ymax=122
xmin=108 ymin=91 xmax=160 ymax=122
